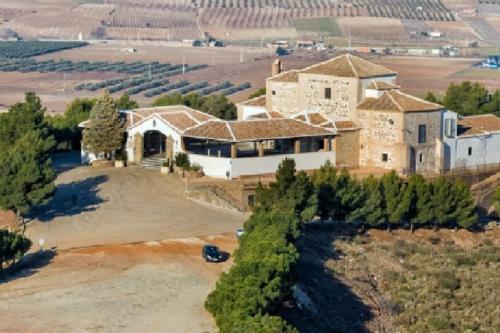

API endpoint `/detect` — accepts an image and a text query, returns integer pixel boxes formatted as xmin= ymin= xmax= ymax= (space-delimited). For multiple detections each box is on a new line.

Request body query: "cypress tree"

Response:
xmin=83 ymin=91 xmax=124 ymax=159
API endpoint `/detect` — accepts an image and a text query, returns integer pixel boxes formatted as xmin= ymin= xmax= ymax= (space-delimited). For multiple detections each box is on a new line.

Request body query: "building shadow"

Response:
xmin=0 ymin=250 xmax=56 ymax=284
xmin=280 ymin=223 xmax=374 ymax=333
xmin=31 ymin=175 xmax=108 ymax=222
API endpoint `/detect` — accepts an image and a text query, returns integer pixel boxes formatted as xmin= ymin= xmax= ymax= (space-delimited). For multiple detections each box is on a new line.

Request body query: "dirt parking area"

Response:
xmin=26 ymin=159 xmax=246 ymax=250
xmin=0 ymin=235 xmax=237 ymax=333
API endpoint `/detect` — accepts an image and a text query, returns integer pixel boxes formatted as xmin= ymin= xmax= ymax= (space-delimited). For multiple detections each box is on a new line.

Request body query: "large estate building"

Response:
xmin=81 ymin=54 xmax=500 ymax=179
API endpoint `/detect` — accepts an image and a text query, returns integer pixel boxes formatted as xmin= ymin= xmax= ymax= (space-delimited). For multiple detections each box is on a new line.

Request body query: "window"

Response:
xmin=468 ymin=147 xmax=472 ymax=156
xmin=418 ymin=124 xmax=427 ymax=144
xmin=248 ymin=195 xmax=256 ymax=207
xmin=419 ymin=153 xmax=423 ymax=163
xmin=324 ymin=87 xmax=331 ymax=99
xmin=272 ymin=90 xmax=276 ymax=95
xmin=382 ymin=153 xmax=388 ymax=162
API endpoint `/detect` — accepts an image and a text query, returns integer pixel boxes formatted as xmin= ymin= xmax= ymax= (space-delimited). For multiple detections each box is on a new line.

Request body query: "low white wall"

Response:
xmin=454 ymin=133 xmax=500 ymax=169
xmin=188 ymin=153 xmax=232 ymax=178
xmin=231 ymin=151 xmax=336 ymax=178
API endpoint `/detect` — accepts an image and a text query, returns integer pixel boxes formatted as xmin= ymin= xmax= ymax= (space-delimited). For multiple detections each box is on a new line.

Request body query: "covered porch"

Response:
xmin=181 ymin=118 xmax=336 ymax=178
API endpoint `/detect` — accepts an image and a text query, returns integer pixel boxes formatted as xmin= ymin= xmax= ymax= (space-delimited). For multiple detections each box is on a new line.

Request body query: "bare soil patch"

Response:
xmin=0 ymin=235 xmax=237 ymax=333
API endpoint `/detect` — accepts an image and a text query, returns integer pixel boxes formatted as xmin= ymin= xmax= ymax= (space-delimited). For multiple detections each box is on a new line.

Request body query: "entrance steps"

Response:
xmin=137 ymin=156 xmax=167 ymax=170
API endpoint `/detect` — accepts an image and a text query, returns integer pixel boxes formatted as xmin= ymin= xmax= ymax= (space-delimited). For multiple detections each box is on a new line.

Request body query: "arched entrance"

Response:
xmin=143 ymin=130 xmax=166 ymax=158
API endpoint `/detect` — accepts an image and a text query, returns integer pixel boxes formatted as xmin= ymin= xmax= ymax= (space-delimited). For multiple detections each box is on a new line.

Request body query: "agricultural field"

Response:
xmin=292 ymin=17 xmax=342 ymax=37
xmin=1 ymin=0 xmax=495 ymax=44
xmin=0 ymin=41 xmax=87 ymax=58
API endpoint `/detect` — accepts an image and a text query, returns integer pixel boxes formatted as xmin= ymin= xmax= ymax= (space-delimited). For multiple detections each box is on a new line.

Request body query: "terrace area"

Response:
xmin=182 ymin=118 xmax=336 ymax=178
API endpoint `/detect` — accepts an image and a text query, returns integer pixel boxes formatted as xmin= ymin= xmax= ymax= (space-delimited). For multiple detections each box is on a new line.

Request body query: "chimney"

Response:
xmin=271 ymin=59 xmax=282 ymax=76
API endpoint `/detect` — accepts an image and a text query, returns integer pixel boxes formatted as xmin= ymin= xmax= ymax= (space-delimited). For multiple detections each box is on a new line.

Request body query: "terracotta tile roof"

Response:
xmin=267 ymin=70 xmax=300 ymax=83
xmin=335 ymin=120 xmax=358 ymax=130
xmin=293 ymin=112 xmax=329 ymax=126
xmin=123 ymin=105 xmax=216 ymax=131
xmin=240 ymin=95 xmax=267 ymax=107
xmin=366 ymin=80 xmax=400 ymax=90
xmin=308 ymin=113 xmax=329 ymax=125
xmin=357 ymin=90 xmax=443 ymax=113
xmin=158 ymin=113 xmax=199 ymax=131
xmin=295 ymin=114 xmax=306 ymax=122
xmin=301 ymin=54 xmax=396 ymax=78
xmin=458 ymin=114 xmax=500 ymax=137
xmin=183 ymin=119 xmax=334 ymax=142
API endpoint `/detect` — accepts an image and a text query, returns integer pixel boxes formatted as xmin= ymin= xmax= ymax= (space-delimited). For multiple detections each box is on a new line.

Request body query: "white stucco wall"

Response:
xmin=231 ymin=151 xmax=336 ymax=178
xmin=454 ymin=133 xmax=500 ymax=169
xmin=188 ymin=154 xmax=232 ymax=178
xmin=126 ymin=115 xmax=183 ymax=161
xmin=240 ymin=105 xmax=268 ymax=120
xmin=188 ymin=151 xmax=336 ymax=179
xmin=441 ymin=110 xmax=458 ymax=170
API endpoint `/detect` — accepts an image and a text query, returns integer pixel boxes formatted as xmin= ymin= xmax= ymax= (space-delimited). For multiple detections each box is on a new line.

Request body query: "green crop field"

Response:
xmin=293 ymin=17 xmax=343 ymax=37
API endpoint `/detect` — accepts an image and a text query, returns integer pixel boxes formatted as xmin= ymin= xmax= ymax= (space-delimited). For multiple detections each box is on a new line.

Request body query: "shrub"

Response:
xmin=115 ymin=149 xmax=127 ymax=161
xmin=174 ymin=152 xmax=190 ymax=170
xmin=0 ymin=230 xmax=32 ymax=269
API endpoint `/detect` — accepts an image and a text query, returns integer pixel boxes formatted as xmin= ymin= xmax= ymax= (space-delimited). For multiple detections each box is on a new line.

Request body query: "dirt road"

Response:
xmin=26 ymin=159 xmax=246 ymax=250
xmin=0 ymin=235 xmax=237 ymax=333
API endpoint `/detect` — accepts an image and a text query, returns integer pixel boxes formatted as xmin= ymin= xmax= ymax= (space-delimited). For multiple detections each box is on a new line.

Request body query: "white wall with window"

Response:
xmin=454 ymin=133 xmax=500 ymax=169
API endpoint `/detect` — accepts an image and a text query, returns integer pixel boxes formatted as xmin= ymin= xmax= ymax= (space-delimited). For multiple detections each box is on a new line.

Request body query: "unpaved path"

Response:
xmin=0 ymin=235 xmax=236 ymax=333
xmin=26 ymin=164 xmax=246 ymax=250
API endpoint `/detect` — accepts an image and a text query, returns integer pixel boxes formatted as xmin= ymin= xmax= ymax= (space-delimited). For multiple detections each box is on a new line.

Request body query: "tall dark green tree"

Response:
xmin=0 ymin=92 xmax=49 ymax=150
xmin=432 ymin=177 xmax=456 ymax=228
xmin=406 ymin=174 xmax=434 ymax=232
xmin=452 ymin=179 xmax=477 ymax=229
xmin=0 ymin=93 xmax=56 ymax=231
xmin=381 ymin=171 xmax=408 ymax=230
xmin=83 ymin=91 xmax=124 ymax=159
xmin=349 ymin=176 xmax=385 ymax=228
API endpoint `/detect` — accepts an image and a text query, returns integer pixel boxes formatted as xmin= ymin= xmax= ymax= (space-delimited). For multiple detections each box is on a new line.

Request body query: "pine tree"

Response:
xmin=452 ymin=179 xmax=477 ymax=229
xmin=0 ymin=92 xmax=49 ymax=150
xmin=83 ymin=91 xmax=124 ymax=159
xmin=406 ymin=174 xmax=434 ymax=232
xmin=432 ymin=177 xmax=456 ymax=228
xmin=381 ymin=171 xmax=407 ymax=230
xmin=337 ymin=172 xmax=364 ymax=222
xmin=350 ymin=176 xmax=385 ymax=228
xmin=312 ymin=161 xmax=337 ymax=220
xmin=0 ymin=131 xmax=56 ymax=231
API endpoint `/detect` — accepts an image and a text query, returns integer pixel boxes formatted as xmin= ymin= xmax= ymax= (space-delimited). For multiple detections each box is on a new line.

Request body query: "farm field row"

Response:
xmin=0 ymin=0 xmax=482 ymax=42
xmin=0 ymin=42 xmax=487 ymax=113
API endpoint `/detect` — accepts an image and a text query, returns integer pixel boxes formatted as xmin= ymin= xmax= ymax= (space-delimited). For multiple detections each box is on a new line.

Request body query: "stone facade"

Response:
xmin=297 ymin=74 xmax=360 ymax=121
xmin=334 ymin=130 xmax=360 ymax=168
xmin=358 ymin=110 xmax=406 ymax=170
xmin=266 ymin=81 xmax=299 ymax=117
xmin=403 ymin=111 xmax=443 ymax=174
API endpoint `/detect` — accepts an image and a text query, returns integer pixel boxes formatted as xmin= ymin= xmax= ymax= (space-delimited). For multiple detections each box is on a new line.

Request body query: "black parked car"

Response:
xmin=202 ymin=244 xmax=223 ymax=263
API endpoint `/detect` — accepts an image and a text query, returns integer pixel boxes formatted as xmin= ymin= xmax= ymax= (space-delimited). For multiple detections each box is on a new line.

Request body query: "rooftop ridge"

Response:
xmin=346 ymin=54 xmax=359 ymax=78
xmin=386 ymin=91 xmax=404 ymax=112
